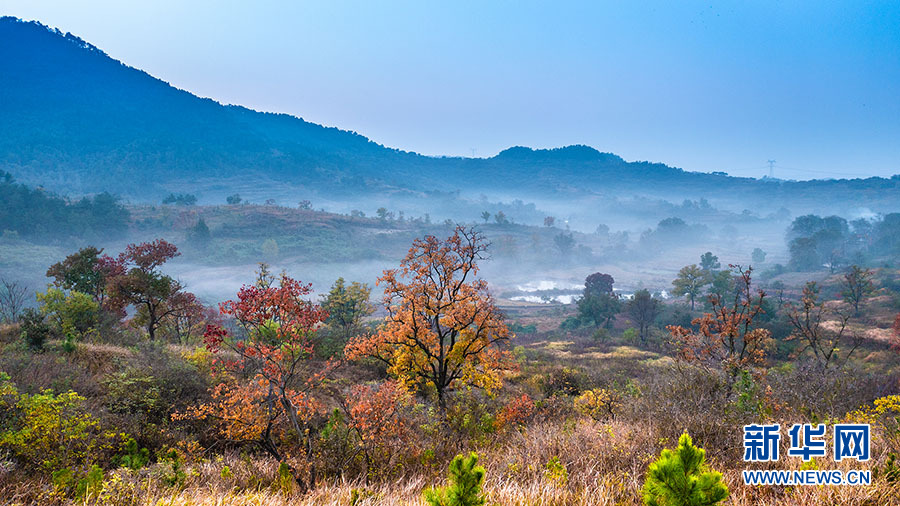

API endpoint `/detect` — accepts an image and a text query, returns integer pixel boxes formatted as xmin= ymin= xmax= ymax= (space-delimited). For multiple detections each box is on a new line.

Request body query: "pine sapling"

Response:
xmin=642 ymin=432 xmax=728 ymax=506
xmin=424 ymin=452 xmax=486 ymax=506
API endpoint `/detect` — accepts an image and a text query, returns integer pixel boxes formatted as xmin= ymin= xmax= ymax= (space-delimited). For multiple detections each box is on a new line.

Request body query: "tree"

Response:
xmin=0 ymin=277 xmax=27 ymax=323
xmin=841 ymin=265 xmax=875 ymax=315
xmin=261 ymin=238 xmax=280 ymax=259
xmin=226 ymin=194 xmax=242 ymax=205
xmin=543 ymin=216 xmax=556 ymax=227
xmin=699 ymin=252 xmax=720 ymax=272
xmin=789 ymin=237 xmax=820 ymax=271
xmin=584 ymin=273 xmax=615 ymax=296
xmin=642 ymin=432 xmax=728 ymax=506
xmin=105 ymin=240 xmax=195 ymax=340
xmin=625 ymin=289 xmax=661 ymax=344
xmin=577 ymin=273 xmax=620 ymax=328
xmin=187 ymin=218 xmax=211 ymax=248
xmin=183 ymin=272 xmax=331 ymax=492
xmin=751 ymin=248 xmax=766 ymax=264
xmin=814 ymin=217 xmax=850 ymax=273
xmin=157 ymin=292 xmax=209 ymax=344
xmin=46 ymin=246 xmax=121 ymax=304
xmin=671 ymin=265 xmax=709 ymax=310
xmin=493 ymin=211 xmax=509 ymax=225
xmin=785 ymin=282 xmax=859 ymax=371
xmin=424 ymin=452 xmax=486 ymax=506
xmin=298 ymin=200 xmax=312 ymax=210
xmin=553 ymin=232 xmax=575 ymax=258
xmin=577 ymin=293 xmax=621 ymax=328
xmin=376 ymin=207 xmax=392 ymax=221
xmin=162 ymin=193 xmax=197 ymax=206
xmin=36 ymin=288 xmax=100 ymax=342
xmin=669 ymin=267 xmax=772 ymax=383
xmin=480 ymin=211 xmax=491 ymax=223
xmin=345 ymin=227 xmax=512 ymax=412
xmin=19 ymin=309 xmax=51 ymax=350
xmin=321 ymin=277 xmax=374 ymax=341
xmin=706 ymin=270 xmax=737 ymax=308
xmin=787 ymin=215 xmax=850 ymax=272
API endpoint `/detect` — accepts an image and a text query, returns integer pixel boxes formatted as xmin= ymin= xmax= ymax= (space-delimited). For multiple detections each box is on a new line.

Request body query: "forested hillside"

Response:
xmin=3 ymin=16 xmax=899 ymax=217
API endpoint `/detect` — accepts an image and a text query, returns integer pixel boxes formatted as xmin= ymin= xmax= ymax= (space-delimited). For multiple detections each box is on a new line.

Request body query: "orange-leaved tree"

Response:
xmin=668 ymin=265 xmax=773 ymax=383
xmin=177 ymin=272 xmax=331 ymax=492
xmin=345 ymin=226 xmax=512 ymax=412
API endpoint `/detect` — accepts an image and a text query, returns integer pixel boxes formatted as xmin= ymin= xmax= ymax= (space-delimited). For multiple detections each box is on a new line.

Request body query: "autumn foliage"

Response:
xmin=345 ymin=226 xmax=513 ymax=410
xmin=341 ymin=380 xmax=412 ymax=477
xmin=180 ymin=272 xmax=331 ymax=492
xmin=668 ymin=266 xmax=772 ymax=381
xmin=495 ymin=394 xmax=535 ymax=430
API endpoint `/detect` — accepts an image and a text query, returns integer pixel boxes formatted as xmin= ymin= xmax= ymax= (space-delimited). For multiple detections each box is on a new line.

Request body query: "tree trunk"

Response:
xmin=437 ymin=387 xmax=447 ymax=414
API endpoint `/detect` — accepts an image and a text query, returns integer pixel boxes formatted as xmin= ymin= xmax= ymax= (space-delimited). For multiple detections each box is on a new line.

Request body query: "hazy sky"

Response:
xmin=5 ymin=0 xmax=899 ymax=179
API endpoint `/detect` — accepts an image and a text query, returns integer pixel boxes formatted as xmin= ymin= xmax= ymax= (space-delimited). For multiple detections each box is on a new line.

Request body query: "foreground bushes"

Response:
xmin=1 ymin=417 xmax=897 ymax=505
xmin=0 ymin=375 xmax=118 ymax=474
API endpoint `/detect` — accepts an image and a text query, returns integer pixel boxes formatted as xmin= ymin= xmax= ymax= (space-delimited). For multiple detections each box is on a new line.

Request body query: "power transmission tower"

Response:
xmin=767 ymin=160 xmax=776 ymax=178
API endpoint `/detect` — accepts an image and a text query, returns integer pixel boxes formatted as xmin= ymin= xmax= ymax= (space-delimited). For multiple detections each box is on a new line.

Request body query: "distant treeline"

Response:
xmin=0 ymin=170 xmax=129 ymax=241
xmin=786 ymin=213 xmax=900 ymax=271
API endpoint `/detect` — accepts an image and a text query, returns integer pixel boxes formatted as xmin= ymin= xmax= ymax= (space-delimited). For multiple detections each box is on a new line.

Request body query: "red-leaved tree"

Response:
xmin=180 ymin=273 xmax=332 ymax=492
xmin=106 ymin=240 xmax=199 ymax=340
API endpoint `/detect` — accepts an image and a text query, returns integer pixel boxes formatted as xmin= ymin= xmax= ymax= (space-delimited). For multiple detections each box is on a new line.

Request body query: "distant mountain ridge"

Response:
xmin=1 ymin=16 xmax=898 ymax=213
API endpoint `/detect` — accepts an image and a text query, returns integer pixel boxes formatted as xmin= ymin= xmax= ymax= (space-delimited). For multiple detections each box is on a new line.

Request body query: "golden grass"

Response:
xmin=3 ymin=417 xmax=896 ymax=506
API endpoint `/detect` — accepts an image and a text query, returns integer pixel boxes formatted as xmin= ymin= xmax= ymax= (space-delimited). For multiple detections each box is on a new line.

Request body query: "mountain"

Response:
xmin=1 ymin=16 xmax=899 ymax=213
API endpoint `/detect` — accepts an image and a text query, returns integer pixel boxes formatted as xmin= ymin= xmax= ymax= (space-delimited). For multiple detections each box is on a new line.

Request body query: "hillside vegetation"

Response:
xmin=0 ymin=224 xmax=898 ymax=505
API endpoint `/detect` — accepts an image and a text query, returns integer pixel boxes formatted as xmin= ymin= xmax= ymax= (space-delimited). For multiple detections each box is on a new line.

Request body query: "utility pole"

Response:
xmin=767 ymin=160 xmax=776 ymax=178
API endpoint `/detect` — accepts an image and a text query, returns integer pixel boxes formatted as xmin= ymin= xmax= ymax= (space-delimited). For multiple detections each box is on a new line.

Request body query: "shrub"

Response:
xmin=495 ymin=394 xmax=535 ymax=430
xmin=450 ymin=406 xmax=496 ymax=445
xmin=542 ymin=367 xmax=584 ymax=397
xmin=424 ymin=452 xmax=486 ymax=506
xmin=277 ymin=461 xmax=293 ymax=495
xmin=544 ymin=455 xmax=568 ymax=486
xmin=51 ymin=466 xmax=104 ymax=499
xmin=623 ymin=327 xmax=638 ymax=344
xmin=36 ymin=287 xmax=100 ymax=342
xmin=19 ymin=308 xmax=50 ymax=351
xmin=874 ymin=453 xmax=899 ymax=483
xmin=160 ymin=448 xmax=186 ymax=488
xmin=103 ymin=368 xmax=162 ymax=418
xmin=642 ymin=432 xmax=728 ymax=506
xmin=574 ymin=388 xmax=622 ymax=420
xmin=0 ymin=388 xmax=117 ymax=472
xmin=116 ymin=437 xmax=150 ymax=470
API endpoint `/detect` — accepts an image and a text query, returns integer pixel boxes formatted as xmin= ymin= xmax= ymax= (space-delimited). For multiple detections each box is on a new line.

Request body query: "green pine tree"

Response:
xmin=642 ymin=432 xmax=728 ymax=506
xmin=424 ymin=452 xmax=486 ymax=506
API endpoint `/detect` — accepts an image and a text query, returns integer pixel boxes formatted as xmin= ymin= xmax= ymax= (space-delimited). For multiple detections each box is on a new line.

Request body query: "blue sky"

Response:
xmin=5 ymin=0 xmax=899 ymax=179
